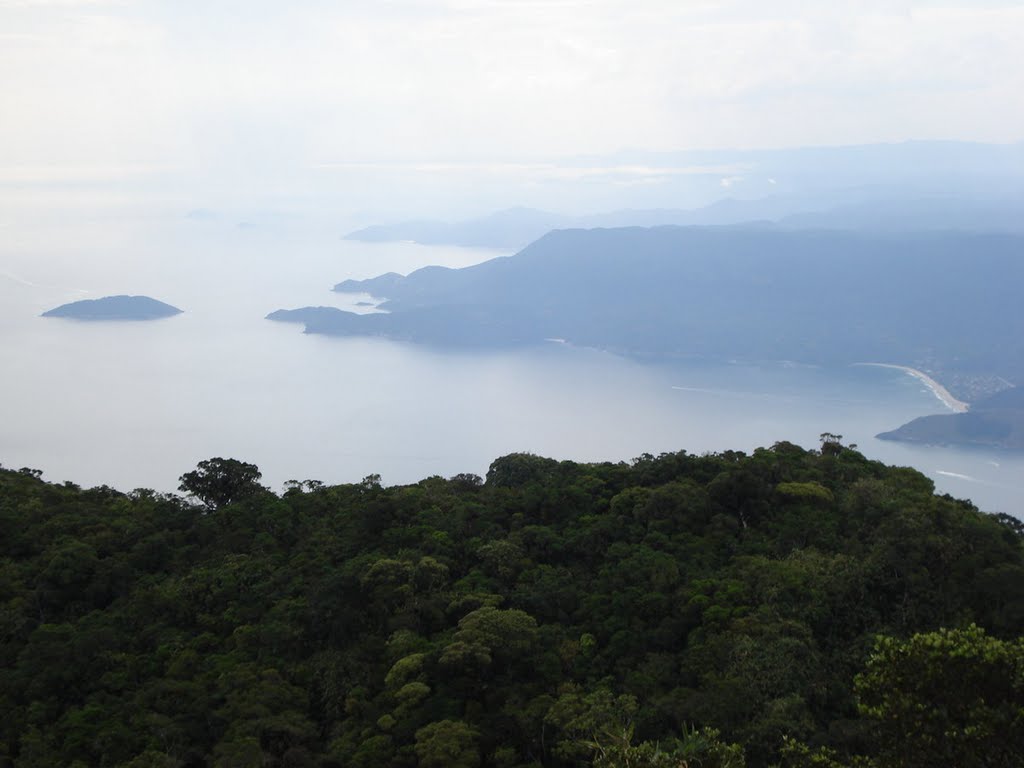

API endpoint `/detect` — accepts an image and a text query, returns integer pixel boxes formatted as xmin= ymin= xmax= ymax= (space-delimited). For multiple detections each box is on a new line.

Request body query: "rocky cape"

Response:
xmin=42 ymin=295 xmax=183 ymax=321
xmin=878 ymin=386 xmax=1024 ymax=450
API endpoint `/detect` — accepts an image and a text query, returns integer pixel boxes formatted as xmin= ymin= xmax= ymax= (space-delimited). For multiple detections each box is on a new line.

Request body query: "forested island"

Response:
xmin=2 ymin=440 xmax=1023 ymax=767
xmin=42 ymin=295 xmax=183 ymax=321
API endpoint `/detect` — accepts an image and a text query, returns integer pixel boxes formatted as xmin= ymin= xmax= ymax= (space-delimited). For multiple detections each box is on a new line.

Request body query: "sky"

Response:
xmin=1 ymin=0 xmax=1022 ymax=214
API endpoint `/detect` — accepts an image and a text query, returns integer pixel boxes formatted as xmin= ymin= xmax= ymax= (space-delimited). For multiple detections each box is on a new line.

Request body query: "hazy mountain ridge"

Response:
xmin=344 ymin=196 xmax=1024 ymax=249
xmin=779 ymin=197 xmax=1024 ymax=233
xmin=597 ymin=140 xmax=1024 ymax=196
xmin=343 ymin=141 xmax=1024 ymax=248
xmin=272 ymin=225 xmax=1024 ymax=395
xmin=343 ymin=200 xmax=801 ymax=249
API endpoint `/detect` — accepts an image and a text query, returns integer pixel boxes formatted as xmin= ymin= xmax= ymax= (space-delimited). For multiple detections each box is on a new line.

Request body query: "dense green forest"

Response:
xmin=2 ymin=439 xmax=1024 ymax=767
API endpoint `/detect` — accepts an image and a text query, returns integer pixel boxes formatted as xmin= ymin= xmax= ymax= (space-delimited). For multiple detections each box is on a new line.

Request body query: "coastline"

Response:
xmin=854 ymin=363 xmax=970 ymax=413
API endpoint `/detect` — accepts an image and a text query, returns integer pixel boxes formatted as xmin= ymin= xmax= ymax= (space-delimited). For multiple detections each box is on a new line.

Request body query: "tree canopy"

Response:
xmin=1 ymin=443 xmax=1023 ymax=767
xmin=177 ymin=457 xmax=266 ymax=509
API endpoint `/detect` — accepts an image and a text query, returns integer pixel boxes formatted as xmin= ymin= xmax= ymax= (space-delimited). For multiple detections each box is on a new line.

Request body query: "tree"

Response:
xmin=449 ymin=606 xmax=538 ymax=664
xmin=593 ymin=728 xmax=746 ymax=768
xmin=546 ymin=691 xmax=745 ymax=768
xmin=818 ymin=433 xmax=843 ymax=457
xmin=178 ymin=458 xmax=265 ymax=510
xmin=414 ymin=720 xmax=479 ymax=768
xmin=485 ymin=452 xmax=558 ymax=488
xmin=778 ymin=737 xmax=874 ymax=768
xmin=855 ymin=624 xmax=1024 ymax=768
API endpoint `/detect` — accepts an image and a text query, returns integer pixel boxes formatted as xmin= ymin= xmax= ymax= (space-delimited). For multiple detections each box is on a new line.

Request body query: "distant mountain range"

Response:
xmin=335 ymin=140 xmax=1024 ymax=452
xmin=345 ymin=196 xmax=1024 ymax=250
xmin=575 ymin=140 xmax=1024 ymax=209
xmin=343 ymin=200 xmax=804 ymax=249
xmin=42 ymin=295 xmax=183 ymax=321
xmin=342 ymin=140 xmax=1024 ymax=249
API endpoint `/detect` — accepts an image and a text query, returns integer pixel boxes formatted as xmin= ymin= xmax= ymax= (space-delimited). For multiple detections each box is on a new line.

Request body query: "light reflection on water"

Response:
xmin=1 ymin=208 xmax=1021 ymax=517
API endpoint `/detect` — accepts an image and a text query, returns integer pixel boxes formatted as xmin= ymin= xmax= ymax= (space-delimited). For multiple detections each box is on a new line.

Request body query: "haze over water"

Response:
xmin=2 ymin=205 xmax=1022 ymax=516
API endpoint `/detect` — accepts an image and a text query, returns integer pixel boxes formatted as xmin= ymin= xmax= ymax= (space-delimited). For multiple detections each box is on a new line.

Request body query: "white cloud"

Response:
xmin=0 ymin=164 xmax=171 ymax=183
xmin=0 ymin=0 xmax=126 ymax=6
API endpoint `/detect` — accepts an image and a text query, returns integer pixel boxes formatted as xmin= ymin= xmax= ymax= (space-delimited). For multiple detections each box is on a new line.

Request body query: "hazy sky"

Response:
xmin=1 ymin=0 xmax=1022 ymax=207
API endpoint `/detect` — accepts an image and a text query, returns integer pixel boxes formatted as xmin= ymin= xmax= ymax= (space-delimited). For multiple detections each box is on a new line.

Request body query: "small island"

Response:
xmin=42 ymin=295 xmax=183 ymax=321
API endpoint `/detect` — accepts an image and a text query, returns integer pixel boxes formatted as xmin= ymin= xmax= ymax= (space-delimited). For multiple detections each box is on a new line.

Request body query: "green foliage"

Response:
xmin=855 ymin=624 xmax=1024 ymax=767
xmin=415 ymin=719 xmax=480 ymax=768
xmin=1 ymin=445 xmax=1023 ymax=767
xmin=453 ymin=606 xmax=538 ymax=659
xmin=178 ymin=457 xmax=265 ymax=510
xmin=778 ymin=737 xmax=876 ymax=768
xmin=545 ymin=687 xmax=640 ymax=763
xmin=775 ymin=483 xmax=833 ymax=506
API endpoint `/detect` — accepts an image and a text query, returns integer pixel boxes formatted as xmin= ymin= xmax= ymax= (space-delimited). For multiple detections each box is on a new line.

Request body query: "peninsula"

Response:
xmin=854 ymin=363 xmax=970 ymax=413
xmin=272 ymin=225 xmax=1024 ymax=450
xmin=878 ymin=385 xmax=1024 ymax=450
xmin=273 ymin=226 xmax=1024 ymax=384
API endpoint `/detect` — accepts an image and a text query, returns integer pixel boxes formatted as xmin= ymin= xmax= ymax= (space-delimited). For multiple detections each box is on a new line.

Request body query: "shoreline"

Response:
xmin=854 ymin=363 xmax=970 ymax=413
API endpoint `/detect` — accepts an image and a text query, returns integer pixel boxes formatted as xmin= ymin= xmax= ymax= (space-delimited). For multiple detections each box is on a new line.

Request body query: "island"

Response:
xmin=42 ymin=295 xmax=183 ymax=321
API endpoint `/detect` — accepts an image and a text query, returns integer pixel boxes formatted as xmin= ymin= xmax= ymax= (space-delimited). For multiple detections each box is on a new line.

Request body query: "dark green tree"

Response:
xmin=855 ymin=624 xmax=1024 ymax=768
xmin=178 ymin=458 xmax=265 ymax=510
xmin=414 ymin=720 xmax=480 ymax=768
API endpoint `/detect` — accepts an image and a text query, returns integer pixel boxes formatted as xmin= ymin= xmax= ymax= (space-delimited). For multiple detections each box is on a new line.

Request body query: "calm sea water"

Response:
xmin=2 ymin=205 xmax=1022 ymax=515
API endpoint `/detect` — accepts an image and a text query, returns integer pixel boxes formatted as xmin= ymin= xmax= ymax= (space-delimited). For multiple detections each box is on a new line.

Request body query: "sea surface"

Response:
xmin=2 ymin=204 xmax=1022 ymax=516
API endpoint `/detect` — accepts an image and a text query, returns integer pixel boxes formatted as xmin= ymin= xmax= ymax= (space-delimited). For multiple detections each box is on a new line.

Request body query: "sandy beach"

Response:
xmin=854 ymin=363 xmax=970 ymax=413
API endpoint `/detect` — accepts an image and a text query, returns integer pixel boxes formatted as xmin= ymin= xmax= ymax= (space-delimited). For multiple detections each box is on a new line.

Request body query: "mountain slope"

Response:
xmin=271 ymin=225 xmax=1024 ymax=388
xmin=2 ymin=443 xmax=1023 ymax=766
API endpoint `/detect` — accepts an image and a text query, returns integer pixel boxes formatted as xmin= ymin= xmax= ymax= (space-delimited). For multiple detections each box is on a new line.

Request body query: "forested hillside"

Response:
xmin=2 ymin=440 xmax=1023 ymax=767
xmin=271 ymin=226 xmax=1024 ymax=394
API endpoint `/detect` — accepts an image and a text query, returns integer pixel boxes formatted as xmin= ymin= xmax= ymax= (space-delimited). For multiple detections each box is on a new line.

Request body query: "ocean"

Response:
xmin=2 ymin=203 xmax=1022 ymax=516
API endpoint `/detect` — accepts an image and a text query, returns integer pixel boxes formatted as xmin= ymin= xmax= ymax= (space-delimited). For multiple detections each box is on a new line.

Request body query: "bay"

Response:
xmin=1 ymin=204 xmax=1021 ymax=516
